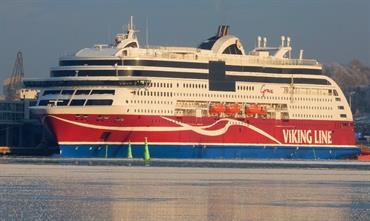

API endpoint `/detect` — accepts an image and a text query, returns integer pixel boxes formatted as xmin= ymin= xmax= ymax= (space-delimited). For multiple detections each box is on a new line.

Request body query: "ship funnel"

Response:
xmin=286 ymin=37 xmax=291 ymax=47
xmin=217 ymin=25 xmax=230 ymax=37
xmin=281 ymin=35 xmax=285 ymax=47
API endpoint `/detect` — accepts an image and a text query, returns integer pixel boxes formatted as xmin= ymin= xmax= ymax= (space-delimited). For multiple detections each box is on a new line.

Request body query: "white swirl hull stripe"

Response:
xmin=50 ymin=115 xmax=281 ymax=144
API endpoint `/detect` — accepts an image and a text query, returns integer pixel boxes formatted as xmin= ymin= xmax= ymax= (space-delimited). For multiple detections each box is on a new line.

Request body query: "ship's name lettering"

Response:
xmin=282 ymin=129 xmax=332 ymax=144
xmin=260 ymin=84 xmax=273 ymax=96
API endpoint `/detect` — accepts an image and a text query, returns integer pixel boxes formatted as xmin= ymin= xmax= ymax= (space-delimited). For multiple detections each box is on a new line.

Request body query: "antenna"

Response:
xmin=146 ymin=17 xmax=149 ymax=48
xmin=130 ymin=16 xmax=133 ymax=30
xmin=281 ymin=35 xmax=285 ymax=47
xmin=287 ymin=36 xmax=291 ymax=58
xmin=299 ymin=49 xmax=304 ymax=60
xmin=257 ymin=36 xmax=261 ymax=48
xmin=107 ymin=25 xmax=111 ymax=43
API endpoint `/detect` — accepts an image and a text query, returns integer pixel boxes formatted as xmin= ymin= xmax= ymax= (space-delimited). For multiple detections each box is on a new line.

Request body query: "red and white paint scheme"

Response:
xmin=25 ymin=17 xmax=360 ymax=159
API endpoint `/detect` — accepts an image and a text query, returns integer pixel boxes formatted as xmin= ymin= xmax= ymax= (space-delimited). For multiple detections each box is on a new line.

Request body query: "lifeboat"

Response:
xmin=245 ymin=104 xmax=267 ymax=115
xmin=225 ymin=103 xmax=240 ymax=115
xmin=209 ymin=103 xmax=225 ymax=114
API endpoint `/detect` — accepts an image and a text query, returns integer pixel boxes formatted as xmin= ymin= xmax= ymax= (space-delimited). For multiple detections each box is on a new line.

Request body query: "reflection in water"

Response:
xmin=0 ymin=164 xmax=369 ymax=221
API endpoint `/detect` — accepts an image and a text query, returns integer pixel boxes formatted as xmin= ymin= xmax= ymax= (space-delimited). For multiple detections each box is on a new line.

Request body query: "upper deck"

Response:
xmin=57 ymin=20 xmax=321 ymax=71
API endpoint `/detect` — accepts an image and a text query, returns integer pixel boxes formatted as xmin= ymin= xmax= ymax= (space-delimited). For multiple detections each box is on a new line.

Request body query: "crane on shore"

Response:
xmin=3 ymin=51 xmax=24 ymax=100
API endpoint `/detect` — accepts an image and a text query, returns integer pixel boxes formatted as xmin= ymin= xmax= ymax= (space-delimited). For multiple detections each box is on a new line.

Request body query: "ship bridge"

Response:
xmin=67 ymin=16 xmax=139 ymax=59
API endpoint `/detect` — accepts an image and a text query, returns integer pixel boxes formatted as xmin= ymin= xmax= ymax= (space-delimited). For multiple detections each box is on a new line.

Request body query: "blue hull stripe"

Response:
xmin=59 ymin=144 xmax=360 ymax=160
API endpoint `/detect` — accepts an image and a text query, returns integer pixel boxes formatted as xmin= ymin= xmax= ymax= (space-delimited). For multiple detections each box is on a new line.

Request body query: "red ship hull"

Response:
xmin=43 ymin=113 xmax=360 ymax=159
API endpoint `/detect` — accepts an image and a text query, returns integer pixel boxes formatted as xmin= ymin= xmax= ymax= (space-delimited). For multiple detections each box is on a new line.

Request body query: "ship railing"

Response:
xmin=129 ymin=47 xmax=320 ymax=67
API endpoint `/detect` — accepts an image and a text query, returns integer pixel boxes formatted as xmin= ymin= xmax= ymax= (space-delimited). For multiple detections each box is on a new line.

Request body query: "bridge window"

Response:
xmin=70 ymin=99 xmax=86 ymax=106
xmin=86 ymin=99 xmax=113 ymax=106
xmin=75 ymin=90 xmax=91 ymax=95
xmin=91 ymin=90 xmax=115 ymax=95
xmin=57 ymin=99 xmax=70 ymax=106
xmin=43 ymin=90 xmax=60 ymax=96
xmin=38 ymin=100 xmax=50 ymax=106
xmin=61 ymin=90 xmax=74 ymax=95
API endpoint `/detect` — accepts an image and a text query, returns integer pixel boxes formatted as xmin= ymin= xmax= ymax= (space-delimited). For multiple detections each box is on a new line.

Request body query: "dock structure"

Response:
xmin=0 ymin=99 xmax=45 ymax=154
xmin=0 ymin=50 xmax=58 ymax=156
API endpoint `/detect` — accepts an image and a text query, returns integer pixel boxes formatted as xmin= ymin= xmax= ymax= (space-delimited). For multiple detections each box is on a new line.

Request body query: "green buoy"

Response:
xmin=127 ymin=141 xmax=133 ymax=159
xmin=143 ymin=137 xmax=150 ymax=161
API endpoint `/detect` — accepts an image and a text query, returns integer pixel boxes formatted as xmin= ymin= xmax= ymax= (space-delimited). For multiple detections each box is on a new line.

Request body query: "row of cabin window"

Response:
xmin=149 ymin=82 xmax=207 ymax=89
xmin=183 ymin=83 xmax=207 ymax=89
xmin=284 ymin=88 xmax=339 ymax=96
xmin=136 ymin=90 xmax=278 ymax=100
xmin=150 ymin=82 xmax=173 ymax=88
xmin=291 ymin=105 xmax=333 ymax=111
xmin=136 ymin=90 xmax=336 ymax=103
xmin=238 ymin=86 xmax=338 ymax=97
xmin=292 ymin=113 xmax=347 ymax=119
xmin=133 ymin=109 xmax=173 ymax=114
xmin=137 ymin=91 xmax=173 ymax=97
xmin=292 ymin=113 xmax=333 ymax=119
xmin=237 ymin=86 xmax=255 ymax=91
xmin=130 ymin=100 xmax=173 ymax=105
xmin=292 ymin=97 xmax=333 ymax=102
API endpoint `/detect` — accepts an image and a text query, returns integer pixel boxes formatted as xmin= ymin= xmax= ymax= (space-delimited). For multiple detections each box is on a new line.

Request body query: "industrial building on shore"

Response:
xmin=1 ymin=52 xmax=57 ymax=155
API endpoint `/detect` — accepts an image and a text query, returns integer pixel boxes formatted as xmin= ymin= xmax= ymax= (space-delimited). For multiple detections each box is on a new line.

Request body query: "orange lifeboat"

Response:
xmin=245 ymin=104 xmax=267 ymax=115
xmin=225 ymin=103 xmax=240 ymax=115
xmin=209 ymin=103 xmax=225 ymax=114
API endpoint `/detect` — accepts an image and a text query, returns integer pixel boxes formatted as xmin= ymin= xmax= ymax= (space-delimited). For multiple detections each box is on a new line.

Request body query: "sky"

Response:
xmin=0 ymin=0 xmax=369 ymax=83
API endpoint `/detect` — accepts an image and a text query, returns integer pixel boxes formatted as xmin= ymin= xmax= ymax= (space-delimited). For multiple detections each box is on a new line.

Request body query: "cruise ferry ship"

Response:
xmin=25 ymin=18 xmax=360 ymax=159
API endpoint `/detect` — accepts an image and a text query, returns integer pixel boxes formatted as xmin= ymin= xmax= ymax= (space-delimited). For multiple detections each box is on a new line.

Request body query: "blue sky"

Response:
xmin=0 ymin=0 xmax=369 ymax=82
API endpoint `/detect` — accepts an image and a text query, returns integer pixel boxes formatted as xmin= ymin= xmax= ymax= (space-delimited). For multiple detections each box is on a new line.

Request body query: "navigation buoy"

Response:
xmin=143 ymin=137 xmax=150 ymax=161
xmin=127 ymin=141 xmax=133 ymax=159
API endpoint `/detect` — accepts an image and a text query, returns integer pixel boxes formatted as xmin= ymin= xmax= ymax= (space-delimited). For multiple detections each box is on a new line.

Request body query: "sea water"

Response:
xmin=0 ymin=162 xmax=369 ymax=221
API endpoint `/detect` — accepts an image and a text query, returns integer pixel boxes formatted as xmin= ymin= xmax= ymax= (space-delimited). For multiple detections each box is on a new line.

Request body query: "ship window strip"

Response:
xmin=50 ymin=69 xmax=320 ymax=78
xmin=75 ymin=90 xmax=91 ymax=95
xmin=59 ymin=60 xmax=121 ymax=66
xmin=51 ymin=70 xmax=119 ymax=77
xmin=61 ymin=90 xmax=74 ymax=95
xmin=90 ymin=89 xmax=115 ymax=95
xmin=38 ymin=100 xmax=50 ymax=106
xmin=43 ymin=90 xmax=61 ymax=95
xmin=70 ymin=99 xmax=86 ymax=106
xmin=85 ymin=99 xmax=113 ymax=106
xmin=57 ymin=99 xmax=70 ymax=106
xmin=25 ymin=80 xmax=150 ymax=87
xmin=26 ymin=74 xmax=329 ymax=88
xmin=57 ymin=59 xmax=321 ymax=75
